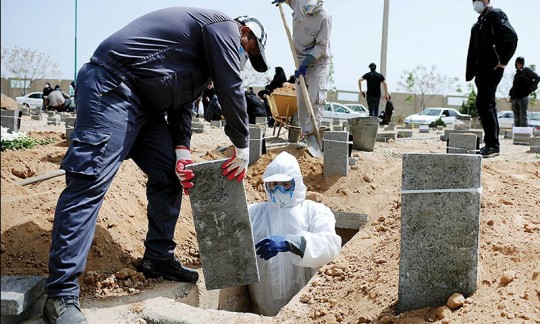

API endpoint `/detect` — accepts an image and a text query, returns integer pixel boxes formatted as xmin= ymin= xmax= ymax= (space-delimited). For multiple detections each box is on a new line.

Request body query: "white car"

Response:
xmin=15 ymin=92 xmax=43 ymax=109
xmin=322 ymin=102 xmax=365 ymax=122
xmin=403 ymin=108 xmax=470 ymax=126
xmin=344 ymin=103 xmax=369 ymax=117
xmin=497 ymin=110 xmax=514 ymax=129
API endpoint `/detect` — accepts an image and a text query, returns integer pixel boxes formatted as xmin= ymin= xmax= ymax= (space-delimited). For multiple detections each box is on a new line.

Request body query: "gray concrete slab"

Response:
xmin=442 ymin=129 xmax=483 ymax=146
xmin=1 ymin=109 xmax=22 ymax=132
xmin=255 ymin=117 xmax=267 ymax=125
xmin=323 ymin=131 xmax=349 ymax=177
xmin=397 ymin=130 xmax=413 ymax=138
xmin=447 ymin=133 xmax=477 ymax=154
xmin=531 ymin=137 xmax=540 ymax=153
xmin=376 ymin=132 xmax=396 ymax=142
xmin=332 ymin=211 xmax=368 ymax=230
xmin=398 ymin=154 xmax=481 ymax=313
xmin=1 ymin=276 xmax=45 ymax=316
xmin=249 ymin=126 xmax=265 ymax=165
xmin=186 ymin=159 xmax=259 ymax=290
xmin=210 ymin=120 xmax=222 ymax=128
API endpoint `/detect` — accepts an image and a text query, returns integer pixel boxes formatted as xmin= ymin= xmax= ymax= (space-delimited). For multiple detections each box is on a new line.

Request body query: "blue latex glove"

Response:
xmin=271 ymin=0 xmax=286 ymax=6
xmin=255 ymin=235 xmax=290 ymax=260
xmin=294 ymin=54 xmax=315 ymax=79
xmin=294 ymin=65 xmax=308 ymax=79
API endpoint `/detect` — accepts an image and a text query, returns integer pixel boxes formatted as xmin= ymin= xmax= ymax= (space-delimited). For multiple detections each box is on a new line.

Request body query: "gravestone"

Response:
xmin=186 ymin=160 xmax=259 ymax=290
xmin=398 ymin=153 xmax=481 ymax=313
xmin=1 ymin=109 xmax=22 ymax=132
xmin=447 ymin=133 xmax=477 ymax=154
xmin=323 ymin=131 xmax=349 ymax=177
xmin=249 ymin=126 xmax=265 ymax=165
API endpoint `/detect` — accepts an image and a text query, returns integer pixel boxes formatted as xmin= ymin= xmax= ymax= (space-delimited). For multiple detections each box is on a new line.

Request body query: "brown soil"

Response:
xmin=1 ymin=94 xmax=18 ymax=109
xmin=1 ymin=116 xmax=539 ymax=323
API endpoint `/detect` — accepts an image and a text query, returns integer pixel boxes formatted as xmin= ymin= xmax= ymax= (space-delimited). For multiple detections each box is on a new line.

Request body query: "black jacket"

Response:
xmin=509 ymin=67 xmax=540 ymax=99
xmin=466 ymin=7 xmax=518 ymax=81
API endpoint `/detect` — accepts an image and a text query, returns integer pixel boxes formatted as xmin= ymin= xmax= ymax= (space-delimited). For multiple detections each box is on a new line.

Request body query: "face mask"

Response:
xmin=473 ymin=1 xmax=485 ymax=13
xmin=270 ymin=189 xmax=294 ymax=208
xmin=303 ymin=0 xmax=324 ymax=15
xmin=238 ymin=46 xmax=248 ymax=70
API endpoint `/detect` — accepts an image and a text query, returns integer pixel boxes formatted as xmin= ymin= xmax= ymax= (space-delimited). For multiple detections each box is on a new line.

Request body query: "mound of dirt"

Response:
xmin=1 ymin=94 xmax=18 ymax=109
xmin=1 ymin=117 xmax=539 ymax=322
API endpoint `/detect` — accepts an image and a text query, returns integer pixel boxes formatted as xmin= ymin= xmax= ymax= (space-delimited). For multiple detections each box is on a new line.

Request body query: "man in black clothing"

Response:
xmin=508 ymin=56 xmax=539 ymax=127
xmin=466 ymin=0 xmax=517 ymax=158
xmin=358 ymin=63 xmax=389 ymax=117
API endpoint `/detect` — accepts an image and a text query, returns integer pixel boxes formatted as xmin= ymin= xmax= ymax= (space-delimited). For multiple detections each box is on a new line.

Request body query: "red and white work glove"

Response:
xmin=175 ymin=145 xmax=195 ymax=195
xmin=221 ymin=146 xmax=249 ymax=182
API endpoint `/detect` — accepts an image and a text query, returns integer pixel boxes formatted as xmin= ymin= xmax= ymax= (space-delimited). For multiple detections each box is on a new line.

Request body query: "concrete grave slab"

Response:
xmin=531 ymin=137 xmax=540 ymax=153
xmin=186 ymin=159 xmax=259 ymax=290
xmin=447 ymin=133 xmax=477 ymax=154
xmin=255 ymin=117 xmax=267 ymax=125
xmin=249 ymin=126 xmax=265 ymax=165
xmin=1 ymin=109 xmax=22 ymax=133
xmin=398 ymin=154 xmax=481 ymax=313
xmin=323 ymin=131 xmax=349 ymax=177
xmin=1 ymin=276 xmax=45 ymax=317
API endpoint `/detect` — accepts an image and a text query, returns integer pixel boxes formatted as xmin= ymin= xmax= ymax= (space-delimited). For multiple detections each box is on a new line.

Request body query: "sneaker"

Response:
xmin=43 ymin=296 xmax=88 ymax=324
xmin=479 ymin=146 xmax=500 ymax=158
xmin=138 ymin=256 xmax=199 ymax=283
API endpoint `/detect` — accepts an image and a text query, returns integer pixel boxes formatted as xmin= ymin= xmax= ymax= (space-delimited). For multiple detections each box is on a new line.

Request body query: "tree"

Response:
xmin=240 ymin=62 xmax=272 ymax=88
xmin=1 ymin=46 xmax=61 ymax=95
xmin=460 ymin=83 xmax=478 ymax=117
xmin=397 ymin=65 xmax=461 ymax=112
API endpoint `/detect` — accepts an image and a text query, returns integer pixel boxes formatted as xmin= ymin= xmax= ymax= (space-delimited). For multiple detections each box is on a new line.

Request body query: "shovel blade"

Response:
xmin=304 ymin=133 xmax=323 ymax=158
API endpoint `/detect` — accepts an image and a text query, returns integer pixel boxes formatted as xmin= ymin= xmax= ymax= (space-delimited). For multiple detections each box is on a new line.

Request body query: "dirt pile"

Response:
xmin=1 ymin=117 xmax=539 ymax=322
xmin=1 ymin=94 xmax=18 ymax=109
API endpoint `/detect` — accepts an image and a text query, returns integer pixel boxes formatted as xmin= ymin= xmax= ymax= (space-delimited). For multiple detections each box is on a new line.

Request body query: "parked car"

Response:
xmin=497 ymin=110 xmax=514 ymax=128
xmin=322 ymin=102 xmax=365 ymax=122
xmin=403 ymin=108 xmax=470 ymax=126
xmin=15 ymin=92 xmax=43 ymax=109
xmin=528 ymin=111 xmax=540 ymax=130
xmin=344 ymin=103 xmax=369 ymax=116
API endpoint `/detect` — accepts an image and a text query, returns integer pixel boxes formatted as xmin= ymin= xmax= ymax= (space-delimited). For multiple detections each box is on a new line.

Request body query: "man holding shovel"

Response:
xmin=272 ymin=0 xmax=332 ymax=153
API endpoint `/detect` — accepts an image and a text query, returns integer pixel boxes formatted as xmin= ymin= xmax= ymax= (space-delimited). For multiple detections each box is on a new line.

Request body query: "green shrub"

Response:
xmin=429 ymin=118 xmax=446 ymax=128
xmin=1 ymin=136 xmax=55 ymax=151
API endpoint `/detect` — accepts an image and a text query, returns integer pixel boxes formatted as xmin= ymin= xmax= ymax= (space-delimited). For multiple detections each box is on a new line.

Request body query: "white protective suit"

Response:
xmin=248 ymin=152 xmax=341 ymax=316
xmin=285 ymin=0 xmax=332 ymax=134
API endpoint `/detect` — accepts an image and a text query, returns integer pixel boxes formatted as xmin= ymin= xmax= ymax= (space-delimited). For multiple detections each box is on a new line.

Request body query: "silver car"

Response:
xmin=322 ymin=102 xmax=365 ymax=122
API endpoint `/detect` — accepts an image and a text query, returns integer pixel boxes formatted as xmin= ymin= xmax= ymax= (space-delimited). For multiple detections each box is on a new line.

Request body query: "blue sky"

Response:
xmin=1 ymin=0 xmax=539 ymax=94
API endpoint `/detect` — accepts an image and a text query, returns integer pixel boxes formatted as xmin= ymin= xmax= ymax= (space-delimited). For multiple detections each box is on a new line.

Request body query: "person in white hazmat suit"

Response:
xmin=248 ymin=151 xmax=341 ymax=316
xmin=272 ymin=0 xmax=332 ymax=135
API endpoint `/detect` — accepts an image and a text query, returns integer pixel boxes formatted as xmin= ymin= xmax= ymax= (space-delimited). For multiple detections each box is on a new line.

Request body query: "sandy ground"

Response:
xmin=1 ymin=114 xmax=539 ymax=323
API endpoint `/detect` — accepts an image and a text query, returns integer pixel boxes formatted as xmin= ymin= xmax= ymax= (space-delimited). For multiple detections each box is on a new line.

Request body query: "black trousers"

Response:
xmin=367 ymin=95 xmax=380 ymax=117
xmin=474 ymin=68 xmax=504 ymax=149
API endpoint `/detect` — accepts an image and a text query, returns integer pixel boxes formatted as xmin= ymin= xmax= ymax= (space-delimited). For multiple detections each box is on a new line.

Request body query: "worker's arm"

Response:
xmin=289 ymin=201 xmax=341 ymax=269
xmin=382 ymin=80 xmax=389 ymax=100
xmin=358 ymin=78 xmax=365 ymax=98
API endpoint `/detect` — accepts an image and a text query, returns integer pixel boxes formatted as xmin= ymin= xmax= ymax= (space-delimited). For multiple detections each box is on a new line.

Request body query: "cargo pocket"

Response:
xmin=61 ymin=128 xmax=111 ymax=177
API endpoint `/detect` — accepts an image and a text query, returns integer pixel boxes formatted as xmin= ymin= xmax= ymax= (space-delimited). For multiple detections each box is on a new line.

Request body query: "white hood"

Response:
xmin=263 ymin=151 xmax=307 ymax=207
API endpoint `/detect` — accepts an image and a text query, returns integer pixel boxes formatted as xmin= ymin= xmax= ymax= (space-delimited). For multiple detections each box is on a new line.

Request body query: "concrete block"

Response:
xmin=384 ymin=126 xmax=395 ymax=131
xmin=1 ymin=276 xmax=45 ymax=316
xmin=30 ymin=114 xmax=42 ymax=121
xmin=47 ymin=115 xmax=61 ymax=126
xmin=288 ymin=126 xmax=301 ymax=143
xmin=192 ymin=122 xmax=209 ymax=133
xmin=530 ymin=137 xmax=540 ymax=153
xmin=442 ymin=130 xmax=483 ymax=148
xmin=210 ymin=120 xmax=222 ymax=128
xmin=419 ymin=125 xmax=429 ymax=133
xmin=66 ymin=126 xmax=74 ymax=144
xmin=397 ymin=130 xmax=413 ymax=138
xmin=332 ymin=211 xmax=368 ymax=230
xmin=1 ymin=109 xmax=22 ymax=133
xmin=398 ymin=154 xmax=481 ymax=313
xmin=45 ymin=111 xmax=56 ymax=117
xmin=513 ymin=133 xmax=531 ymax=146
xmin=186 ymin=159 xmax=259 ymax=290
xmin=255 ymin=117 xmax=267 ymax=125
xmin=65 ymin=117 xmax=77 ymax=128
xmin=504 ymin=130 xmax=513 ymax=139
xmin=21 ymin=107 xmax=30 ymax=116
xmin=447 ymin=133 xmax=477 ymax=154
xmin=376 ymin=132 xmax=396 ymax=142
xmin=388 ymin=122 xmax=397 ymax=128
xmin=405 ymin=124 xmax=413 ymax=129
xmin=249 ymin=126 xmax=265 ymax=165
xmin=192 ymin=118 xmax=205 ymax=123
xmin=332 ymin=125 xmax=343 ymax=131
xmin=323 ymin=131 xmax=349 ymax=177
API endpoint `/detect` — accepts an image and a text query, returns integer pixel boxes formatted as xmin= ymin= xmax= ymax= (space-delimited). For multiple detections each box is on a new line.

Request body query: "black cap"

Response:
xmin=235 ymin=16 xmax=269 ymax=73
xmin=515 ymin=56 xmax=525 ymax=65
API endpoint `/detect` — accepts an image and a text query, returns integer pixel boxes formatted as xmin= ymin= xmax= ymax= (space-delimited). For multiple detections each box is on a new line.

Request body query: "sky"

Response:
xmin=1 ymin=0 xmax=539 ymax=95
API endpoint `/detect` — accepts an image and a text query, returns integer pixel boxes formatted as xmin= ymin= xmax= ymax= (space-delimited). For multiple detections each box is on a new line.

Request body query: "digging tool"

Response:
xmin=277 ymin=3 xmax=323 ymax=158
xmin=17 ymin=169 xmax=65 ymax=186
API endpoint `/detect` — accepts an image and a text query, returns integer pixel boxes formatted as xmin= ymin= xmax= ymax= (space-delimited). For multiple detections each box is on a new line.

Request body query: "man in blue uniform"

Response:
xmin=43 ymin=7 xmax=269 ymax=323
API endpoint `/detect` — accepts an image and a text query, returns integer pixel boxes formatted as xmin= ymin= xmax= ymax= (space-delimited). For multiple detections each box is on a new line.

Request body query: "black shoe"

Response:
xmin=43 ymin=296 xmax=88 ymax=324
xmin=138 ymin=256 xmax=199 ymax=283
xmin=479 ymin=146 xmax=500 ymax=158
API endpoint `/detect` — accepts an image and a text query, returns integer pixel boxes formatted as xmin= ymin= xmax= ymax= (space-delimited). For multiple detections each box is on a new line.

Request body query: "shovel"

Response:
xmin=277 ymin=3 xmax=323 ymax=158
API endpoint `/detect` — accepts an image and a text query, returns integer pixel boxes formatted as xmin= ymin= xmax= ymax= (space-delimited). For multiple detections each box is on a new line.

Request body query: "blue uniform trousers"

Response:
xmin=45 ymin=63 xmax=183 ymax=297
